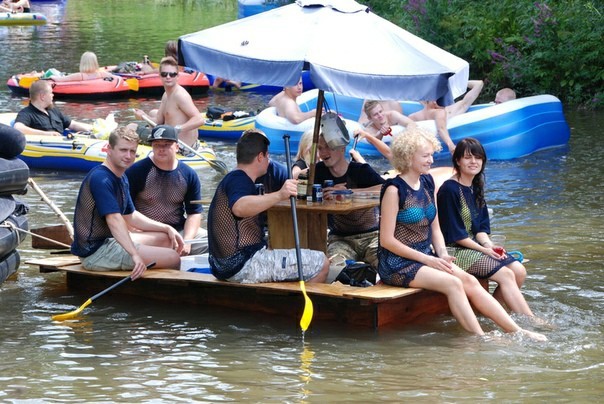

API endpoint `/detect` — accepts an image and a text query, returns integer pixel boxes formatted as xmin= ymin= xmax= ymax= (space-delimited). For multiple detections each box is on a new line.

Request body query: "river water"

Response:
xmin=1 ymin=1 xmax=603 ymax=402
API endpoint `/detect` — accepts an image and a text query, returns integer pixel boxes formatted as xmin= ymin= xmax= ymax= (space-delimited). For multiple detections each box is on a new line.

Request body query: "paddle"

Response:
xmin=283 ymin=134 xmax=314 ymax=332
xmin=138 ymin=112 xmax=228 ymax=175
xmin=51 ymin=262 xmax=156 ymax=321
xmin=18 ymin=76 xmax=40 ymax=88
xmin=28 ymin=178 xmax=74 ymax=241
xmin=18 ymin=76 xmax=138 ymax=92
xmin=124 ymin=77 xmax=139 ymax=92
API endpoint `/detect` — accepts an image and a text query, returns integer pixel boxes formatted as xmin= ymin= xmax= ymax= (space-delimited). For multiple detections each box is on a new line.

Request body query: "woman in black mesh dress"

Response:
xmin=377 ymin=127 xmax=545 ymax=340
xmin=437 ymin=137 xmax=536 ymax=317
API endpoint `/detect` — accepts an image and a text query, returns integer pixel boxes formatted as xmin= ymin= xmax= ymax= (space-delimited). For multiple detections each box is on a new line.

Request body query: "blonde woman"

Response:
xmin=291 ymin=129 xmax=315 ymax=179
xmin=52 ymin=51 xmax=114 ymax=82
xmin=377 ymin=126 xmax=545 ymax=340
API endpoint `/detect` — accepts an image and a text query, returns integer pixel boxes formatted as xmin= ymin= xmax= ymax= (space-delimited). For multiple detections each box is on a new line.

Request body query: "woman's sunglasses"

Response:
xmin=160 ymin=72 xmax=178 ymax=78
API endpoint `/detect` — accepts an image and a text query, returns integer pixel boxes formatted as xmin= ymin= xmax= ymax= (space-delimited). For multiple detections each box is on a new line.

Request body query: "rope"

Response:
xmin=1 ymin=220 xmax=21 ymax=245
xmin=0 ymin=222 xmax=71 ymax=249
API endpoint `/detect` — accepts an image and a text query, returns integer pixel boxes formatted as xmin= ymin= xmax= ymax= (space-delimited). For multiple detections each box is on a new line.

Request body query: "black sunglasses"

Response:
xmin=160 ymin=72 xmax=178 ymax=78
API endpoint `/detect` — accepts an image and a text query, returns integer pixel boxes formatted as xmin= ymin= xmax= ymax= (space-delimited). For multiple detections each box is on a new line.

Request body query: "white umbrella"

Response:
xmin=180 ymin=0 xmax=470 ymax=332
xmin=179 ymin=0 xmax=469 ymax=104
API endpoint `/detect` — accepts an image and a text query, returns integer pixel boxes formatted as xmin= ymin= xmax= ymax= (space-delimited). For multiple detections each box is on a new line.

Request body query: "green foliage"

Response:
xmin=362 ymin=0 xmax=603 ymax=108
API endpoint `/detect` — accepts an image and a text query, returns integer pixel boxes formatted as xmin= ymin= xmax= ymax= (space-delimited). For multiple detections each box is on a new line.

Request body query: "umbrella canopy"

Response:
xmin=179 ymin=0 xmax=469 ymax=104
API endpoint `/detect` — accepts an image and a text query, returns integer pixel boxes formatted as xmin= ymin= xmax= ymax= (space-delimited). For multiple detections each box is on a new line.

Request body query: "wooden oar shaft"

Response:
xmin=137 ymin=111 xmax=228 ymax=175
xmin=27 ymin=178 xmax=74 ymax=241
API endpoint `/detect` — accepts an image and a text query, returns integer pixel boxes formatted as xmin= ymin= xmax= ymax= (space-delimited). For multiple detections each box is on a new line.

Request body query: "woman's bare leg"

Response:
xmin=489 ymin=267 xmax=534 ymax=316
xmin=456 ymin=268 xmax=546 ymax=341
xmin=411 ymin=266 xmax=484 ymax=335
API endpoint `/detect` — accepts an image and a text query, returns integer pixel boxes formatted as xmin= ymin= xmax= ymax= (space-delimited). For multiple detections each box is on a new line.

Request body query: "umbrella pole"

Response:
xmin=307 ymin=90 xmax=325 ymax=194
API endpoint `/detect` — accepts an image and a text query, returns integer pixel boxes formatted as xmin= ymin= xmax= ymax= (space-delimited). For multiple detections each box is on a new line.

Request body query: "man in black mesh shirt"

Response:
xmin=206 ymin=129 xmax=330 ymax=283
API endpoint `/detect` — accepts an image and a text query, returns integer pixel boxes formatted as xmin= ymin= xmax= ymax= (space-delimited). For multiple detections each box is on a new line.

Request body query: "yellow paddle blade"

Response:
xmin=125 ymin=78 xmax=139 ymax=91
xmin=19 ymin=76 xmax=40 ymax=88
xmin=299 ymin=281 xmax=314 ymax=332
xmin=51 ymin=298 xmax=93 ymax=321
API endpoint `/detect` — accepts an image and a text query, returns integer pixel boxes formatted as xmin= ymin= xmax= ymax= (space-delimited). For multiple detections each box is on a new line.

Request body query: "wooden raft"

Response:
xmin=28 ymin=256 xmax=450 ymax=329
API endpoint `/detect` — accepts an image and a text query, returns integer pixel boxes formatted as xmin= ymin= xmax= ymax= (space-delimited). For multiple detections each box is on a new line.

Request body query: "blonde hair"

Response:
xmin=295 ymin=130 xmax=314 ymax=163
xmin=79 ymin=51 xmax=100 ymax=74
xmin=390 ymin=127 xmax=442 ymax=174
xmin=363 ymin=100 xmax=380 ymax=117
xmin=108 ymin=126 xmax=139 ymax=147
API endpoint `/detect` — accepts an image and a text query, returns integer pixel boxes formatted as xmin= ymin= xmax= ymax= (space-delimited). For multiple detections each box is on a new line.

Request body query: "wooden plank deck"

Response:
xmin=28 ymin=256 xmax=450 ymax=329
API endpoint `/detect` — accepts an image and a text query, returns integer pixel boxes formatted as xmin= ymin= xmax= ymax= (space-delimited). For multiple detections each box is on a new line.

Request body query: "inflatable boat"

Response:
xmin=0 ymin=250 xmax=20 ymax=284
xmin=254 ymin=105 xmax=361 ymax=154
xmin=0 ymin=12 xmax=47 ymax=26
xmin=0 ymin=184 xmax=29 ymax=285
xmin=282 ymin=89 xmax=571 ymax=160
xmin=116 ymin=69 xmax=209 ymax=96
xmin=206 ymin=70 xmax=314 ymax=94
xmin=20 ymin=135 xmax=221 ymax=171
xmin=6 ymin=74 xmax=135 ymax=100
xmin=0 ymin=158 xmax=29 ymax=196
xmin=237 ymin=0 xmax=292 ymax=19
xmin=0 ymin=113 xmax=223 ymax=172
xmin=198 ymin=116 xmax=256 ymax=141
xmin=0 ymin=207 xmax=28 ymax=258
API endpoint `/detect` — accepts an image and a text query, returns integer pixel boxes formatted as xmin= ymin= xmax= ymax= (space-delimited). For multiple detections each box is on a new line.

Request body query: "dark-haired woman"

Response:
xmin=437 ymin=137 xmax=535 ymax=317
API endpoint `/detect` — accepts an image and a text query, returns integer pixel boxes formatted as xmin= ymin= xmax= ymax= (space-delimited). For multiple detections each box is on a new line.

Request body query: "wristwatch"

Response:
xmin=175 ymin=125 xmax=182 ymax=132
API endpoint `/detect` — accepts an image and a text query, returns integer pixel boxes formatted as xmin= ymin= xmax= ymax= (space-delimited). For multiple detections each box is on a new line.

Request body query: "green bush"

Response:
xmin=363 ymin=0 xmax=603 ymax=108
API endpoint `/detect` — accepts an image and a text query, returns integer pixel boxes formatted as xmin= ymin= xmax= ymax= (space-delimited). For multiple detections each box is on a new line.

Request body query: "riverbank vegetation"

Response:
xmin=365 ymin=0 xmax=602 ymax=109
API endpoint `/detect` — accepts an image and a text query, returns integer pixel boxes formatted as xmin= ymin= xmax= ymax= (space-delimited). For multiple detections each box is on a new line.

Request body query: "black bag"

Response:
xmin=112 ymin=61 xmax=139 ymax=74
xmin=335 ymin=262 xmax=377 ymax=287
xmin=206 ymin=106 xmax=230 ymax=120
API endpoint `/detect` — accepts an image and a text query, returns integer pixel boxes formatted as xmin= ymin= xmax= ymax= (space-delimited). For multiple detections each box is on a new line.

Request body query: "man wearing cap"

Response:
xmin=126 ymin=124 xmax=207 ymax=256
xmin=71 ymin=126 xmax=184 ymax=279
xmin=314 ymin=117 xmax=385 ymax=270
xmin=207 ymin=128 xmax=330 ymax=284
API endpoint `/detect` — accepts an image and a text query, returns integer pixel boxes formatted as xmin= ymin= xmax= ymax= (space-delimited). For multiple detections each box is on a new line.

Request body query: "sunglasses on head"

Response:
xmin=160 ymin=72 xmax=178 ymax=78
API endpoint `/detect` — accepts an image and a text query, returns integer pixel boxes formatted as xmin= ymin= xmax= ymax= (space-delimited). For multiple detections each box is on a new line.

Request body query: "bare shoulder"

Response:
xmin=268 ymin=92 xmax=283 ymax=107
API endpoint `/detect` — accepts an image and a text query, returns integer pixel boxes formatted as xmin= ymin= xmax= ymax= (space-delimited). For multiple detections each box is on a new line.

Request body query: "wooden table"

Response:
xmin=266 ymin=198 xmax=379 ymax=253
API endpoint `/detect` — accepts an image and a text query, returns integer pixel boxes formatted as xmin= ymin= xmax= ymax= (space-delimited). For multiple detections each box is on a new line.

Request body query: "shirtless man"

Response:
xmin=358 ymin=99 xmax=403 ymax=125
xmin=495 ymin=88 xmax=516 ymax=104
xmin=134 ymin=56 xmax=204 ymax=154
xmin=2 ymin=0 xmax=30 ymax=13
xmin=444 ymin=79 xmax=484 ymax=118
xmin=408 ymin=80 xmax=484 ymax=153
xmin=359 ymin=100 xmax=416 ymax=140
xmin=268 ymin=77 xmax=319 ymax=124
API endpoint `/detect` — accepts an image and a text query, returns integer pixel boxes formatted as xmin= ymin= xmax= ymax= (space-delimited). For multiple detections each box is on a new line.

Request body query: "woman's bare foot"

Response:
xmin=520 ymin=328 xmax=548 ymax=342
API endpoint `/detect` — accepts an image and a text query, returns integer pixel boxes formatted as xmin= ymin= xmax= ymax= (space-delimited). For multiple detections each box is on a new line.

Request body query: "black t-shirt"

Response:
xmin=15 ymin=103 xmax=71 ymax=134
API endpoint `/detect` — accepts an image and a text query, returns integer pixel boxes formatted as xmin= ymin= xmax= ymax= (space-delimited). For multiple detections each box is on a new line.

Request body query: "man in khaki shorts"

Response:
xmin=70 ymin=126 xmax=184 ymax=279
xmin=313 ymin=133 xmax=385 ymax=270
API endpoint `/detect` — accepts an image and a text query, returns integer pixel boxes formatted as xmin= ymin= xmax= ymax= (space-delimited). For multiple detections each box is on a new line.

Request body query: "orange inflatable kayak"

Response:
xmin=133 ymin=69 xmax=209 ymax=96
xmin=6 ymin=73 xmax=136 ymax=100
